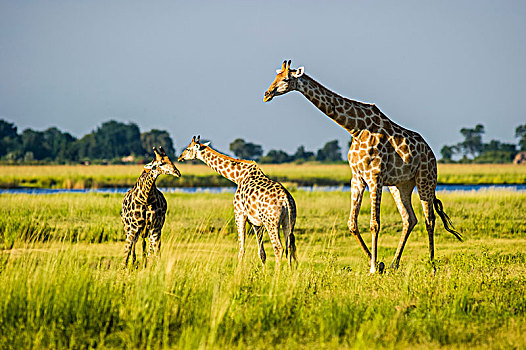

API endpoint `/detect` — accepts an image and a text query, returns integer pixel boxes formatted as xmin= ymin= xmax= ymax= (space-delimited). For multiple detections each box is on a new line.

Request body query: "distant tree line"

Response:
xmin=0 ymin=119 xmax=346 ymax=164
xmin=228 ymin=138 xmax=344 ymax=163
xmin=4 ymin=118 xmax=522 ymax=164
xmin=440 ymin=124 xmax=526 ymax=163
xmin=0 ymin=119 xmax=175 ymax=164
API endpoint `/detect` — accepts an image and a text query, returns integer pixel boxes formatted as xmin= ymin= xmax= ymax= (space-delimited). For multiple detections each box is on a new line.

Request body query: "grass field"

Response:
xmin=0 ymin=163 xmax=525 ymax=189
xmin=1 ymin=189 xmax=525 ymax=348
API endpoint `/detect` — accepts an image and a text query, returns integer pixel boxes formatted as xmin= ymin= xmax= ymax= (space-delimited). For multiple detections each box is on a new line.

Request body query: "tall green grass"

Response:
xmin=1 ymin=190 xmax=525 ymax=248
xmin=1 ymin=190 xmax=525 ymax=348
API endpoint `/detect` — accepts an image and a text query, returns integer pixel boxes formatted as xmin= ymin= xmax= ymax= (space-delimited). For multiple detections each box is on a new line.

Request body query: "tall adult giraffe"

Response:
xmin=264 ymin=60 xmax=462 ymax=273
xmin=178 ymin=136 xmax=297 ymax=269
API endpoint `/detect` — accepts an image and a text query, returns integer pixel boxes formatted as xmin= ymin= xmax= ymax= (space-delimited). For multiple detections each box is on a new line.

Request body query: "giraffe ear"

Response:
xmin=203 ymin=141 xmax=210 ymax=147
xmin=292 ymin=66 xmax=304 ymax=78
xmin=144 ymin=161 xmax=154 ymax=170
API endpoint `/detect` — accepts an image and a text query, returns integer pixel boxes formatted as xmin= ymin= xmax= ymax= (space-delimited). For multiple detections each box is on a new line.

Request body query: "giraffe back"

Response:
xmin=236 ymin=167 xmax=296 ymax=229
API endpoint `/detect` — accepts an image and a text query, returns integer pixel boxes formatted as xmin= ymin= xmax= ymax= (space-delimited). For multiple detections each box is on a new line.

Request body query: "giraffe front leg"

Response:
xmin=368 ymin=183 xmax=383 ymax=274
xmin=235 ymin=212 xmax=247 ymax=264
xmin=122 ymin=225 xmax=142 ymax=269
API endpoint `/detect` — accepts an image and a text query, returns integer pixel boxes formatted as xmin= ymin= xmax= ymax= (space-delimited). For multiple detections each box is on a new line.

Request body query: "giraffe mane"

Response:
xmin=301 ymin=73 xmax=377 ymax=109
xmin=205 ymin=146 xmax=257 ymax=165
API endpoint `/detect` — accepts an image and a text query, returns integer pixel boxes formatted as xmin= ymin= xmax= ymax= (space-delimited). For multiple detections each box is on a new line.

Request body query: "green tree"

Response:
xmin=440 ymin=145 xmax=457 ymax=162
xmin=98 ymin=120 xmax=143 ymax=158
xmin=140 ymin=129 xmax=175 ymax=157
xmin=21 ymin=129 xmax=48 ymax=160
xmin=458 ymin=124 xmax=485 ymax=159
xmin=293 ymin=145 xmax=315 ymax=162
xmin=78 ymin=120 xmax=144 ymax=160
xmin=76 ymin=133 xmax=99 ymax=160
xmin=316 ymin=140 xmax=342 ymax=162
xmin=0 ymin=119 xmax=20 ymax=158
xmin=260 ymin=150 xmax=291 ymax=164
xmin=474 ymin=140 xmax=517 ymax=163
xmin=482 ymin=140 xmax=516 ymax=153
xmin=43 ymin=127 xmax=77 ymax=162
xmin=516 ymin=124 xmax=526 ymax=151
xmin=229 ymin=138 xmax=263 ymax=160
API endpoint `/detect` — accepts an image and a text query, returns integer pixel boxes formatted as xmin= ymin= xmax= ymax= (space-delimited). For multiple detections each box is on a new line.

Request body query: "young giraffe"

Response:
xmin=264 ymin=60 xmax=462 ymax=274
xmin=178 ymin=136 xmax=297 ymax=268
xmin=121 ymin=147 xmax=181 ymax=268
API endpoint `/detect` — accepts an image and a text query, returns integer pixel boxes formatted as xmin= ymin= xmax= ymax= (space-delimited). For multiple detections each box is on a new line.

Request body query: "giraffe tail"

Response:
xmin=433 ymin=197 xmax=463 ymax=242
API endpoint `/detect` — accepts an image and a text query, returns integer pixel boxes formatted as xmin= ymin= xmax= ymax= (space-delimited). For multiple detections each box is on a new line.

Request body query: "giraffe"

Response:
xmin=178 ymin=136 xmax=297 ymax=268
xmin=264 ymin=60 xmax=462 ymax=273
xmin=121 ymin=146 xmax=181 ymax=268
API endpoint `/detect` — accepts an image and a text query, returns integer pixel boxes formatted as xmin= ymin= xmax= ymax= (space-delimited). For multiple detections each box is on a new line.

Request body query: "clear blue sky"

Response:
xmin=1 ymin=0 xmax=525 ymax=156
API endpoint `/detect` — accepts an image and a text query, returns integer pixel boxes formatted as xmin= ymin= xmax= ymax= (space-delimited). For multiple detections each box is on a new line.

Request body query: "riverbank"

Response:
xmin=2 ymin=183 xmax=526 ymax=195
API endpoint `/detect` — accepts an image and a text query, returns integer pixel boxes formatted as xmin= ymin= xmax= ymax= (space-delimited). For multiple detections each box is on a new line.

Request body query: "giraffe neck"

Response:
xmin=198 ymin=147 xmax=258 ymax=185
xmin=133 ymin=169 xmax=159 ymax=203
xmin=296 ymin=74 xmax=390 ymax=136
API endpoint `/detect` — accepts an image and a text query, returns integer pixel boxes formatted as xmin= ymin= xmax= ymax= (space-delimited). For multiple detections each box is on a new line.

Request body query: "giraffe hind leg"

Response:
xmin=389 ymin=181 xmax=417 ymax=269
xmin=421 ymin=199 xmax=436 ymax=262
xmin=123 ymin=238 xmax=134 ymax=269
xmin=280 ymin=209 xmax=296 ymax=268
xmin=254 ymin=225 xmax=266 ymax=268
xmin=142 ymin=235 xmax=147 ymax=267
xmin=265 ymin=222 xmax=283 ymax=266
xmin=146 ymin=229 xmax=161 ymax=267
xmin=287 ymin=232 xmax=297 ymax=268
xmin=348 ymin=176 xmax=371 ymax=261
xmin=235 ymin=212 xmax=247 ymax=264
xmin=416 ymin=174 xmax=438 ymax=266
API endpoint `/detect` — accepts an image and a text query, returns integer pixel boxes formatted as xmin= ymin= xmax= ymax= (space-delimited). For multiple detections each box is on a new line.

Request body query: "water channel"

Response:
xmin=1 ymin=184 xmax=525 ymax=195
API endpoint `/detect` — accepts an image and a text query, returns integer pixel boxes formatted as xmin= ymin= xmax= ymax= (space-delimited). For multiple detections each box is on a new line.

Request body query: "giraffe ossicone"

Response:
xmin=264 ymin=60 xmax=462 ymax=273
xmin=178 ymin=136 xmax=297 ymax=269
xmin=121 ymin=146 xmax=181 ymax=269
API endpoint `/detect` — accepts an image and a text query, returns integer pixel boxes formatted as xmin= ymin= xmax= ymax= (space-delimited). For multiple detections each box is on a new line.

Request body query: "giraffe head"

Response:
xmin=178 ymin=135 xmax=210 ymax=162
xmin=263 ymin=60 xmax=304 ymax=102
xmin=144 ymin=146 xmax=181 ymax=177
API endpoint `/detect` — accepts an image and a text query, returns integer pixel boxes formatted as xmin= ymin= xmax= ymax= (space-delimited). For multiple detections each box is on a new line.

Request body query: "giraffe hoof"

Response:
xmin=378 ymin=262 xmax=385 ymax=274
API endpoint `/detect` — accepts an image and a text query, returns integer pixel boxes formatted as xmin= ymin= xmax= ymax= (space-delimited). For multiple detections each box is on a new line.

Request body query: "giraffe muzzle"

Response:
xmin=263 ymin=91 xmax=274 ymax=102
